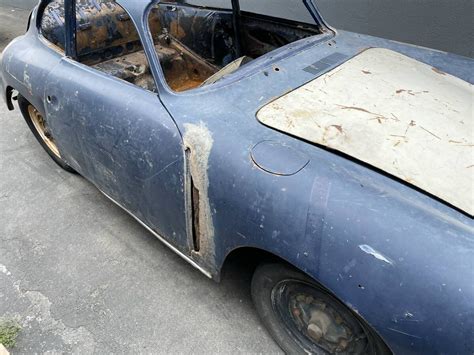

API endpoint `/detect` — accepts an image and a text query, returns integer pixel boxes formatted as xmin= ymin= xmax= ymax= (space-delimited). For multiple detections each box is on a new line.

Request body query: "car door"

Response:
xmin=44 ymin=63 xmax=188 ymax=249
xmin=41 ymin=2 xmax=189 ymax=252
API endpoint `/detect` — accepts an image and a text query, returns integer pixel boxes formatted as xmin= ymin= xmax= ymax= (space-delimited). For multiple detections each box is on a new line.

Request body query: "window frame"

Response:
xmin=36 ymin=0 xmax=66 ymax=55
xmin=36 ymin=0 xmax=332 ymax=96
xmin=143 ymin=0 xmax=332 ymax=97
xmin=63 ymin=0 xmax=77 ymax=58
xmin=37 ymin=0 xmax=160 ymax=93
xmin=36 ymin=0 xmax=85 ymax=59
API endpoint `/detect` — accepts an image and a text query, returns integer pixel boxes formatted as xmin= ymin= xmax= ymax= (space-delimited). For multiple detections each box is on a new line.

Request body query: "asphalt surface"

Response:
xmin=0 ymin=5 xmax=281 ymax=354
xmin=0 ymin=6 xmax=29 ymax=52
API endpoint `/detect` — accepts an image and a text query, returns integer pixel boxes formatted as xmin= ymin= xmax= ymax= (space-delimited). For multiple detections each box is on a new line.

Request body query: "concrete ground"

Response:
xmin=0 ymin=5 xmax=281 ymax=354
xmin=0 ymin=6 xmax=29 ymax=52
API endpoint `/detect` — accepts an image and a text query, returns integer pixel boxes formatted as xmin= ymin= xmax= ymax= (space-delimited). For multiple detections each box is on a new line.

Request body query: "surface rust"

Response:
xmin=40 ymin=0 xmax=322 ymax=92
xmin=183 ymin=123 xmax=215 ymax=267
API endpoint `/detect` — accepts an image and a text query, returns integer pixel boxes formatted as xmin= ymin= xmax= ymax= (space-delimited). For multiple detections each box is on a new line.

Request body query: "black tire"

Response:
xmin=18 ymin=95 xmax=76 ymax=173
xmin=251 ymin=263 xmax=391 ymax=355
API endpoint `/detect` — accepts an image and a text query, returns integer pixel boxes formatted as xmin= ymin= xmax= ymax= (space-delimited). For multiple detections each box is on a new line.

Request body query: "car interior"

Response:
xmin=40 ymin=0 xmax=323 ymax=92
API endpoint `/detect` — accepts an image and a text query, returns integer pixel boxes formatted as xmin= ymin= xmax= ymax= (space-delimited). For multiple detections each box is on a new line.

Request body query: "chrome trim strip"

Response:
xmin=99 ymin=189 xmax=213 ymax=279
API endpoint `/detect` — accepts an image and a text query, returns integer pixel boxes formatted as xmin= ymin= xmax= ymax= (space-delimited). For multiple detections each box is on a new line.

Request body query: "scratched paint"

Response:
xmin=2 ymin=2 xmax=474 ymax=352
xmin=359 ymin=244 xmax=394 ymax=265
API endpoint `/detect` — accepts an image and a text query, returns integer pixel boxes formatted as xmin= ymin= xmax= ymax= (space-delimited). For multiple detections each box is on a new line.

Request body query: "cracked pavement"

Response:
xmin=0 ymin=5 xmax=281 ymax=353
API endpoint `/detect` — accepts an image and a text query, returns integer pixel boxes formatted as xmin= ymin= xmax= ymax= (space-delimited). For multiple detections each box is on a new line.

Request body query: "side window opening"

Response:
xmin=40 ymin=0 xmax=66 ymax=52
xmin=40 ymin=0 xmax=157 ymax=92
xmin=39 ymin=0 xmax=323 ymax=93
xmin=148 ymin=0 xmax=322 ymax=92
xmin=148 ymin=1 xmax=235 ymax=92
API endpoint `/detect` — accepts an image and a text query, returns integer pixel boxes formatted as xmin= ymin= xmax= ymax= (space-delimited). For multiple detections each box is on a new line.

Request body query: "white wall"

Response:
xmin=316 ymin=0 xmax=473 ymax=58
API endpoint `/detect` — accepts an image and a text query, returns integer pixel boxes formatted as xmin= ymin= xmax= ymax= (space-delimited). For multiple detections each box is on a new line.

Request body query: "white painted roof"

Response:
xmin=258 ymin=48 xmax=473 ymax=214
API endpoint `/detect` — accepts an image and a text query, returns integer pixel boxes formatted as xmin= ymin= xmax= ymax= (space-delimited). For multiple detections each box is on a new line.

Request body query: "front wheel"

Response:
xmin=251 ymin=263 xmax=391 ymax=354
xmin=18 ymin=95 xmax=76 ymax=173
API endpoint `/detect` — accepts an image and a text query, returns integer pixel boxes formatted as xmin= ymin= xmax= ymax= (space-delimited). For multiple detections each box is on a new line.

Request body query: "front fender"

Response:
xmin=214 ymin=142 xmax=473 ymax=354
xmin=296 ymin=161 xmax=473 ymax=354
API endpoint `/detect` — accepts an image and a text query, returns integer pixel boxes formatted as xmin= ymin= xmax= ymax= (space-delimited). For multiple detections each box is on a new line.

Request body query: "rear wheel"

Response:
xmin=251 ymin=263 xmax=391 ymax=354
xmin=18 ymin=95 xmax=75 ymax=173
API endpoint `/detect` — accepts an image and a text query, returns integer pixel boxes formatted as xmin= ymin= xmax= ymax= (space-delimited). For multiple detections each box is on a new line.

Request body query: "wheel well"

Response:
xmin=5 ymin=86 xmax=16 ymax=110
xmin=220 ymin=247 xmax=330 ymax=295
xmin=220 ymin=247 xmax=292 ymax=281
xmin=224 ymin=247 xmax=393 ymax=354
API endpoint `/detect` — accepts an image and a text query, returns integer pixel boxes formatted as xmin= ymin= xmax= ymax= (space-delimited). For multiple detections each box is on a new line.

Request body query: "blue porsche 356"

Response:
xmin=1 ymin=0 xmax=472 ymax=353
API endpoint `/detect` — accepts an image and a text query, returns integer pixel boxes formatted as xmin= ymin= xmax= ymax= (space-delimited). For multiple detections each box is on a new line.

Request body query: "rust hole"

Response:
xmin=191 ymin=181 xmax=201 ymax=252
xmin=186 ymin=147 xmax=201 ymax=252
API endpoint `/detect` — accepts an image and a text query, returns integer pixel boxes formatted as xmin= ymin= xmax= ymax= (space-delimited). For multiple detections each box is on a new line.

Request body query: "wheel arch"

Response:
xmin=219 ymin=246 xmax=292 ymax=275
xmin=219 ymin=246 xmax=339 ymax=298
xmin=219 ymin=245 xmax=357 ymax=304
xmin=5 ymin=85 xmax=15 ymax=110
xmin=4 ymin=84 xmax=44 ymax=115
xmin=218 ymin=245 xmax=393 ymax=353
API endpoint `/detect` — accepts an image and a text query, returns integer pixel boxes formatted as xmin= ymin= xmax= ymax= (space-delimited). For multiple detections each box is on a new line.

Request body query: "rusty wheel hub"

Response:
xmin=28 ymin=105 xmax=61 ymax=158
xmin=272 ymin=280 xmax=370 ymax=354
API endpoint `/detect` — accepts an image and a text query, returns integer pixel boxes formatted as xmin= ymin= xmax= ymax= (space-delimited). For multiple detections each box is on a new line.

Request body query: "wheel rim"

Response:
xmin=27 ymin=105 xmax=61 ymax=158
xmin=271 ymin=280 xmax=371 ymax=354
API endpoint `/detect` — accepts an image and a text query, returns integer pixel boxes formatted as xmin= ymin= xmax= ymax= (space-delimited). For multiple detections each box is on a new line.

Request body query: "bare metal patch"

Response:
xmin=183 ymin=122 xmax=215 ymax=265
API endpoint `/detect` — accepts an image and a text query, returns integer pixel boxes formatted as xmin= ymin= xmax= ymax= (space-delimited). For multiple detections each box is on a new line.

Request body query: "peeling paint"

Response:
xmin=359 ymin=244 xmax=394 ymax=265
xmin=257 ymin=48 xmax=473 ymax=214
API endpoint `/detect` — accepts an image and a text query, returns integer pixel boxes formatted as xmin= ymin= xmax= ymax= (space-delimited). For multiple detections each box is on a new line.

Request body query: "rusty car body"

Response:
xmin=1 ymin=0 xmax=473 ymax=353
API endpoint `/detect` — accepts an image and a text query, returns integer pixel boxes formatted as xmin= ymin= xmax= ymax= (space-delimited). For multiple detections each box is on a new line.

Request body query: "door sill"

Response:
xmin=98 ymin=188 xmax=214 ymax=279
